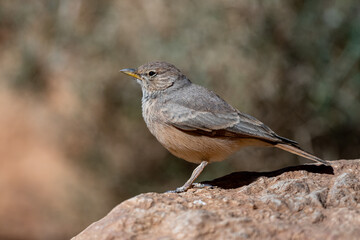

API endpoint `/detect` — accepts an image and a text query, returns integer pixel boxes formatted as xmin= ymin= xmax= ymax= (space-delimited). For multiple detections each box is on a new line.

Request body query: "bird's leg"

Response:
xmin=168 ymin=161 xmax=208 ymax=193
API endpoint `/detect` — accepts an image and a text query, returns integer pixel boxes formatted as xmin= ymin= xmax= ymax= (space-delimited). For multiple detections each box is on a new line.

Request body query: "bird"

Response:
xmin=120 ymin=61 xmax=329 ymax=193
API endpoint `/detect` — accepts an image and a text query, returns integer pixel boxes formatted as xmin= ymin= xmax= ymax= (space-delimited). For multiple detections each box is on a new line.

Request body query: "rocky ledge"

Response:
xmin=73 ymin=160 xmax=360 ymax=240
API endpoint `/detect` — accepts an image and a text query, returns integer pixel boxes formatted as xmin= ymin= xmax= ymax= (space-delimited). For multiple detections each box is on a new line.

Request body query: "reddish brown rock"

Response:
xmin=73 ymin=160 xmax=360 ymax=240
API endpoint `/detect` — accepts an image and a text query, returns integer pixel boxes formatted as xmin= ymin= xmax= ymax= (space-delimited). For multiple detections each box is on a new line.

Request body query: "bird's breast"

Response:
xmin=141 ymin=98 xmax=159 ymax=129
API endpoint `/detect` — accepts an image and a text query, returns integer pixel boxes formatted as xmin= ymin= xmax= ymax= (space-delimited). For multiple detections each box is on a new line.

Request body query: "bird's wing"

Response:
xmin=161 ymin=84 xmax=295 ymax=144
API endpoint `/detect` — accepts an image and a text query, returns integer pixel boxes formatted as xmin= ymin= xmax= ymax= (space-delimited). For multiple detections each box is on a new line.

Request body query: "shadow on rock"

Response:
xmin=202 ymin=163 xmax=334 ymax=189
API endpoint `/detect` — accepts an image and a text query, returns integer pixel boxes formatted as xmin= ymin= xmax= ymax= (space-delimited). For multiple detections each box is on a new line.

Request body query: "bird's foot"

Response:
xmin=166 ymin=183 xmax=214 ymax=193
xmin=166 ymin=186 xmax=187 ymax=193
xmin=192 ymin=182 xmax=214 ymax=189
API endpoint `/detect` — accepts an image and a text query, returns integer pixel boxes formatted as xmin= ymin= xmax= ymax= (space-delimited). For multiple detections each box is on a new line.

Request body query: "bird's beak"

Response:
xmin=119 ymin=68 xmax=141 ymax=80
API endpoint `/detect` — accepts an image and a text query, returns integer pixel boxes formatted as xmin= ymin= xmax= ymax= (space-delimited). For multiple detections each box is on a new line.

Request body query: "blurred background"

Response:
xmin=0 ymin=0 xmax=359 ymax=239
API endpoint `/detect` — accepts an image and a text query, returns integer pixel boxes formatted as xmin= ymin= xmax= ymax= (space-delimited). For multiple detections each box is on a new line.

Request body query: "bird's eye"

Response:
xmin=148 ymin=71 xmax=156 ymax=77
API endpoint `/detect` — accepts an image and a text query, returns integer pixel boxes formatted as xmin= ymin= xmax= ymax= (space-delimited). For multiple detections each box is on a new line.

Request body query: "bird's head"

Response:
xmin=120 ymin=62 xmax=190 ymax=94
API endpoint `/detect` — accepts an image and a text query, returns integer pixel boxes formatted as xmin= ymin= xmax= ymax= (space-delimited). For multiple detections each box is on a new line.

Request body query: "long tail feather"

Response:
xmin=276 ymin=143 xmax=329 ymax=166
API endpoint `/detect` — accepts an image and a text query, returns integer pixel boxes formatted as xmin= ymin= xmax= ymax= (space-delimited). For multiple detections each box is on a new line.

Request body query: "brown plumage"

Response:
xmin=120 ymin=61 xmax=329 ymax=193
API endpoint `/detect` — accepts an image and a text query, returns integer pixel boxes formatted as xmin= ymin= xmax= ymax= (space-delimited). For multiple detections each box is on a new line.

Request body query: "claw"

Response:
xmin=165 ymin=183 xmax=214 ymax=193
xmin=166 ymin=187 xmax=186 ymax=193
xmin=192 ymin=183 xmax=214 ymax=189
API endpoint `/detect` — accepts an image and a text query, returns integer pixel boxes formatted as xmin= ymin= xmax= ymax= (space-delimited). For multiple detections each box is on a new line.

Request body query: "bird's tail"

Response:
xmin=276 ymin=143 xmax=329 ymax=166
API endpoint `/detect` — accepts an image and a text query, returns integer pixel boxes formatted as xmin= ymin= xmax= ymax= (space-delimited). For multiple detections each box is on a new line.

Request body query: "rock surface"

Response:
xmin=73 ymin=160 xmax=360 ymax=240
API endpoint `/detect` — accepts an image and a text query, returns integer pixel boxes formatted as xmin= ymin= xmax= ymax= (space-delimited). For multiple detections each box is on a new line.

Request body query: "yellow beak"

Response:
xmin=119 ymin=68 xmax=141 ymax=80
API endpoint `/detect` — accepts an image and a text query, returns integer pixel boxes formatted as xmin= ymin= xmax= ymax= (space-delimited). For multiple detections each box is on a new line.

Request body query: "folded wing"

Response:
xmin=161 ymin=84 xmax=295 ymax=144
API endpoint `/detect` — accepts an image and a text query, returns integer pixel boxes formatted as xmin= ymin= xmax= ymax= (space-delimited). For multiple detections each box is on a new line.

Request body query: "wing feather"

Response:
xmin=161 ymin=84 xmax=289 ymax=144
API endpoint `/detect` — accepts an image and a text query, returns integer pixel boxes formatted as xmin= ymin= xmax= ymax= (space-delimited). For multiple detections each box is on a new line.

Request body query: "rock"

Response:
xmin=72 ymin=160 xmax=360 ymax=240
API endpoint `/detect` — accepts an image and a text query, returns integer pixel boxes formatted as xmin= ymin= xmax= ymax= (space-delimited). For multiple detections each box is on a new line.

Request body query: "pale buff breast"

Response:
xmin=148 ymin=122 xmax=264 ymax=164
